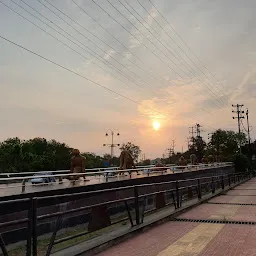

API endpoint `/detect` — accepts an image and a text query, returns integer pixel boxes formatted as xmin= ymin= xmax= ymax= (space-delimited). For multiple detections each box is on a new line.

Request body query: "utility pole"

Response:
xmin=232 ymin=104 xmax=245 ymax=153
xmin=103 ymin=130 xmax=120 ymax=158
xmin=196 ymin=123 xmax=202 ymax=138
xmin=246 ymin=109 xmax=252 ymax=164
xmin=172 ymin=140 xmax=175 ymax=155
xmin=189 ymin=126 xmax=195 ymax=139
xmin=187 ymin=137 xmax=191 ymax=150
xmin=208 ymin=132 xmax=213 ymax=141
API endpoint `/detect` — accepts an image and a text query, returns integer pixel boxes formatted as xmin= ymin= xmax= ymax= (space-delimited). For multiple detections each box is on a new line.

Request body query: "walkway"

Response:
xmin=96 ymin=178 xmax=256 ymax=256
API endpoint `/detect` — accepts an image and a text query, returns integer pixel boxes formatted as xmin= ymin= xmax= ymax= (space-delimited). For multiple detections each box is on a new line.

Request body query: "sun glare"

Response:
xmin=153 ymin=121 xmax=160 ymax=131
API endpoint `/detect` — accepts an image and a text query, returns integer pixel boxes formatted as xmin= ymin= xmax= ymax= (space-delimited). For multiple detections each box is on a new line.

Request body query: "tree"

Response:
xmin=233 ymin=153 xmax=249 ymax=173
xmin=189 ymin=137 xmax=206 ymax=162
xmin=209 ymin=129 xmax=247 ymax=161
xmin=120 ymin=142 xmax=141 ymax=162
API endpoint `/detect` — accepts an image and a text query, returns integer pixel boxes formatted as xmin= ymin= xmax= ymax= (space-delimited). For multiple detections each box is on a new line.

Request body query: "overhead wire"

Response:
xmin=115 ymin=0 xmax=227 ymax=109
xmin=0 ymin=34 xmax=224 ymax=132
xmin=43 ymin=0 xmax=168 ymax=88
xmin=35 ymin=0 xmax=158 ymax=89
xmin=91 ymin=0 xmax=228 ymax=110
xmin=1 ymin=1 xmax=234 ymax=131
xmin=147 ymin=0 xmax=227 ymax=93
xmin=15 ymin=0 xmax=151 ymax=91
xmin=1 ymin=0 xmax=150 ymax=95
xmin=122 ymin=0 xmax=228 ymax=108
xmin=6 ymin=0 xmax=163 ymax=98
xmin=136 ymin=0 xmax=228 ymax=106
xmin=0 ymin=35 xmax=166 ymax=117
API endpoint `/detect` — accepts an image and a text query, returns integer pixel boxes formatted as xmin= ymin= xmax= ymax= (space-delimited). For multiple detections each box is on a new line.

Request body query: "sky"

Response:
xmin=1 ymin=0 xmax=256 ymax=159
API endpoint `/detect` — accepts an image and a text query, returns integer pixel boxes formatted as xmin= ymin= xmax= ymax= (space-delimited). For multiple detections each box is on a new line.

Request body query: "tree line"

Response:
xmin=0 ymin=137 xmax=141 ymax=173
xmin=0 ymin=129 xmax=254 ymax=173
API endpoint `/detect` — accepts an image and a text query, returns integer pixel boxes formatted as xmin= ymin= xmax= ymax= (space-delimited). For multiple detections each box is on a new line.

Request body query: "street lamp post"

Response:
xmin=103 ymin=130 xmax=120 ymax=158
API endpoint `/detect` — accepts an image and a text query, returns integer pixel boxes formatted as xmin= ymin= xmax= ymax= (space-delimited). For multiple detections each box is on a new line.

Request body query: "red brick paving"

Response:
xmin=209 ymin=195 xmax=256 ymax=204
xmin=96 ymin=179 xmax=256 ymax=256
xmin=199 ymin=225 xmax=256 ymax=256
xmin=96 ymin=222 xmax=198 ymax=256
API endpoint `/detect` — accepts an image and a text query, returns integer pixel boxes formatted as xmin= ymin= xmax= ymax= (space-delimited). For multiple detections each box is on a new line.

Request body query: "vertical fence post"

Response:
xmin=22 ymin=179 xmax=26 ymax=193
xmin=197 ymin=178 xmax=201 ymax=200
xmin=134 ymin=186 xmax=140 ymax=225
xmin=228 ymin=174 xmax=231 ymax=187
xmin=26 ymin=199 xmax=33 ymax=256
xmin=32 ymin=198 xmax=37 ymax=256
xmin=221 ymin=175 xmax=224 ymax=190
xmin=211 ymin=177 xmax=215 ymax=194
xmin=176 ymin=181 xmax=180 ymax=208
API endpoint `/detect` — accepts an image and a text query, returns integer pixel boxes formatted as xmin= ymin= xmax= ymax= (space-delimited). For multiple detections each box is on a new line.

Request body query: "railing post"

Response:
xmin=228 ymin=174 xmax=231 ymax=187
xmin=197 ymin=178 xmax=202 ymax=199
xmin=32 ymin=198 xmax=37 ymax=256
xmin=26 ymin=199 xmax=33 ymax=256
xmin=22 ymin=179 xmax=26 ymax=193
xmin=211 ymin=177 xmax=215 ymax=194
xmin=176 ymin=181 xmax=180 ymax=208
xmin=134 ymin=186 xmax=140 ymax=225
xmin=221 ymin=175 xmax=224 ymax=190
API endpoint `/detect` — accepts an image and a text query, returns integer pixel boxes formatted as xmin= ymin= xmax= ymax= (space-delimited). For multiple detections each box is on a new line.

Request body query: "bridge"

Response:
xmin=0 ymin=162 xmax=230 ymax=198
xmin=0 ymin=163 xmax=252 ymax=256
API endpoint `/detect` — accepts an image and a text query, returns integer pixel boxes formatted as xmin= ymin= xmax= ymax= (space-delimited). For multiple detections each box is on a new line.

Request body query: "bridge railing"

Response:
xmin=0 ymin=171 xmax=250 ymax=256
xmin=0 ymin=162 xmax=233 ymax=193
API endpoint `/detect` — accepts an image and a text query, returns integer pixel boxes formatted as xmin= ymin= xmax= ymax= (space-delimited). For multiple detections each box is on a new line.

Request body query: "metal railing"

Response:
xmin=0 ymin=162 xmax=233 ymax=193
xmin=0 ymin=170 xmax=250 ymax=256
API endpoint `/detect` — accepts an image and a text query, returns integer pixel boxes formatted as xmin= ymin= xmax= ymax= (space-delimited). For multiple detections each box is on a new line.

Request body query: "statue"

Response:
xmin=119 ymin=150 xmax=138 ymax=175
xmin=190 ymin=154 xmax=197 ymax=165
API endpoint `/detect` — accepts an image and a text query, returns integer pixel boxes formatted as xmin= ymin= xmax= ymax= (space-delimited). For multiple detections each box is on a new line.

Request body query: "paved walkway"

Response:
xmin=96 ymin=178 xmax=256 ymax=256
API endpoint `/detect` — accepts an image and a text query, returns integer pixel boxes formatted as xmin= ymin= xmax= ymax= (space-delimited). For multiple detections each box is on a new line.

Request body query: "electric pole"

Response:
xmin=232 ymin=104 xmax=245 ymax=153
xmin=103 ymin=130 xmax=120 ymax=158
xmin=246 ymin=109 xmax=252 ymax=164
xmin=196 ymin=123 xmax=202 ymax=138
xmin=172 ymin=140 xmax=175 ymax=155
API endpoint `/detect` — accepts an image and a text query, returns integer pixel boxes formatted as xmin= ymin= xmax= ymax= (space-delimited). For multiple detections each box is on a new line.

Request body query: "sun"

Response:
xmin=153 ymin=121 xmax=161 ymax=131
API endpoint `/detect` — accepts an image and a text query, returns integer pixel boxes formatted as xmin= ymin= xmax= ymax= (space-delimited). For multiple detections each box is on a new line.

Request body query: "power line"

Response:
xmin=93 ymin=0 xmax=229 ymax=110
xmin=44 ymin=0 xmax=167 ymax=88
xmin=136 ymin=0 xmax=228 ymax=108
xmin=36 ymin=0 xmax=158 ymax=89
xmin=6 ymin=0 xmax=162 ymax=98
xmin=0 ymin=35 xmax=166 ymax=117
xmin=2 ymin=1 xmax=233 ymax=130
xmin=148 ymin=0 xmax=227 ymax=93
xmin=1 ymin=0 xmax=147 ymax=95
xmin=16 ymin=0 xmax=152 ymax=91
xmin=71 ymin=0 xmax=172 ymax=86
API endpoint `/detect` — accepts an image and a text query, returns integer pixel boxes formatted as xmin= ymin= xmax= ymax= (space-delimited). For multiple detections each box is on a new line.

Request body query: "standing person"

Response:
xmin=69 ymin=149 xmax=86 ymax=184
xmin=119 ymin=150 xmax=139 ymax=175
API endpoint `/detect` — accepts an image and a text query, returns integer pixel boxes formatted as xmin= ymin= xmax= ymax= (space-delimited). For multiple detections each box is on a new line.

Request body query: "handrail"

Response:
xmin=0 ymin=164 xmax=177 ymax=177
xmin=0 ymin=162 xmax=232 ymax=182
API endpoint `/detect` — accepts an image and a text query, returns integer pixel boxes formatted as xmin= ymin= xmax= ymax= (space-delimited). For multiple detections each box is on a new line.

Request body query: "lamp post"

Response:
xmin=103 ymin=130 xmax=120 ymax=158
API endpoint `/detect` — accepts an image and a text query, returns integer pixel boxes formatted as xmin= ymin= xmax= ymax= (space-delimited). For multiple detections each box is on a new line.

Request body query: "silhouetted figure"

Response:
xmin=190 ymin=154 xmax=197 ymax=165
xmin=69 ymin=149 xmax=86 ymax=183
xmin=119 ymin=150 xmax=138 ymax=175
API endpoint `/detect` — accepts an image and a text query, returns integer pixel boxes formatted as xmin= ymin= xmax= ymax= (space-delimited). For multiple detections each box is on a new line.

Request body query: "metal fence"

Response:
xmin=0 ymin=162 xmax=232 ymax=193
xmin=0 ymin=170 xmax=250 ymax=256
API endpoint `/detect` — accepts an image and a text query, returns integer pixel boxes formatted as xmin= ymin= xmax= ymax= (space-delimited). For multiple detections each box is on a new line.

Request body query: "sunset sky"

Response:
xmin=1 ymin=0 xmax=256 ymax=158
